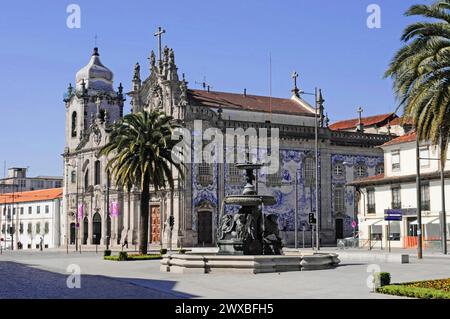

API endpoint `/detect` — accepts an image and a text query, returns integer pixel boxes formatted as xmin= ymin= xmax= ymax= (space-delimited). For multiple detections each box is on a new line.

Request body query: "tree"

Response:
xmin=385 ymin=0 xmax=450 ymax=161
xmin=100 ymin=110 xmax=184 ymax=254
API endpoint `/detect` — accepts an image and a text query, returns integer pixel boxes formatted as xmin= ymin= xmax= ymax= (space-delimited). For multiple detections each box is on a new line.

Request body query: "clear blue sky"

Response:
xmin=0 ymin=0 xmax=425 ymax=177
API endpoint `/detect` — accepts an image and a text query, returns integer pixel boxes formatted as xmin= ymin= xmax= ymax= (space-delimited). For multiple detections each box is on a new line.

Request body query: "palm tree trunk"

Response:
xmin=139 ymin=177 xmax=150 ymax=255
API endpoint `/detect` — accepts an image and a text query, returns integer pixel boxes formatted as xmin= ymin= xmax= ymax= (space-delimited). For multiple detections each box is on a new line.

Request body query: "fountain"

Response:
xmin=217 ymin=163 xmax=282 ymax=256
xmin=161 ymin=163 xmax=340 ymax=274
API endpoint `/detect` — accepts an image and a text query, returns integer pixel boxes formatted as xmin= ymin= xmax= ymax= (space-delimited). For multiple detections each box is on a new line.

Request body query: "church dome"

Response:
xmin=76 ymin=48 xmax=114 ymax=93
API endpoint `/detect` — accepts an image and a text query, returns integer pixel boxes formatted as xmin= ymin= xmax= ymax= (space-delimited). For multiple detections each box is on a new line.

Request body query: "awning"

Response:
xmin=360 ymin=219 xmax=383 ymax=226
xmin=410 ymin=217 xmax=439 ymax=225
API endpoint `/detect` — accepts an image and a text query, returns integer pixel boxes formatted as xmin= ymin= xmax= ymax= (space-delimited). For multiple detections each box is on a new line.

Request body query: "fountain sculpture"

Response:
xmin=161 ymin=162 xmax=340 ymax=274
xmin=217 ymin=163 xmax=282 ymax=255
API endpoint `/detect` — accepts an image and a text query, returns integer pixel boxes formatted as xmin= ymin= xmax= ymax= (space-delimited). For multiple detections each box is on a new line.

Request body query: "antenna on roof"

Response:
xmin=269 ymin=52 xmax=272 ymax=123
xmin=195 ymin=76 xmax=213 ymax=92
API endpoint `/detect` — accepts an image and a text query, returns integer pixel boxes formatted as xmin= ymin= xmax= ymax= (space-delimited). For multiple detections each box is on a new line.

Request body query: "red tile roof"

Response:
xmin=384 ymin=116 xmax=414 ymax=127
xmin=382 ymin=131 xmax=416 ymax=147
xmin=330 ymin=113 xmax=397 ymax=131
xmin=188 ymin=89 xmax=315 ymax=116
xmin=0 ymin=188 xmax=62 ymax=205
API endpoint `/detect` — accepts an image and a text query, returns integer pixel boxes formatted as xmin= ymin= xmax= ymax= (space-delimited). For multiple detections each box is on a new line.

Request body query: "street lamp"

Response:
xmin=297 ymin=86 xmax=322 ymax=251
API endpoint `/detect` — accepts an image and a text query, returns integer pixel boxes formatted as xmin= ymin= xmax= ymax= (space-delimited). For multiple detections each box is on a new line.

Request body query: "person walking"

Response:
xmin=39 ymin=236 xmax=43 ymax=251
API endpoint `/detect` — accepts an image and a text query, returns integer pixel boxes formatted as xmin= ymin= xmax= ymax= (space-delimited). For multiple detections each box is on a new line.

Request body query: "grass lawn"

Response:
xmin=378 ymin=278 xmax=450 ymax=299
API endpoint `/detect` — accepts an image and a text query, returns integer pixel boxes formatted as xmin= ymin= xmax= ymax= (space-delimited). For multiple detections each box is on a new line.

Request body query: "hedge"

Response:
xmin=378 ymin=285 xmax=450 ymax=299
xmin=377 ymin=278 xmax=450 ymax=299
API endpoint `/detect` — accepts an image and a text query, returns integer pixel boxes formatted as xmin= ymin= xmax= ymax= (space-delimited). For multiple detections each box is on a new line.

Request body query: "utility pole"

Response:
xmin=314 ymin=88 xmax=322 ymax=251
xmin=295 ymin=171 xmax=298 ymax=249
xmin=416 ymin=132 xmax=423 ymax=259
xmin=440 ymin=133 xmax=447 ymax=254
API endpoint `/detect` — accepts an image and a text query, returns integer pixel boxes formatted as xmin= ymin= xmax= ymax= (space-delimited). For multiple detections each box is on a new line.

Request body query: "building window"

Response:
xmin=304 ymin=157 xmax=315 ymax=187
xmin=44 ymin=222 xmax=49 ymax=234
xmin=94 ymin=160 xmax=101 ymax=186
xmin=55 ymin=181 xmax=62 ymax=188
xmin=333 ymin=161 xmax=344 ymax=177
xmin=28 ymin=206 xmax=32 ymax=214
xmin=45 ymin=205 xmax=49 ymax=214
xmin=19 ymin=223 xmax=24 ymax=234
xmin=27 ymin=223 xmax=32 ymax=235
xmin=355 ymin=162 xmax=367 ymax=179
xmin=333 ymin=185 xmax=345 ymax=213
xmin=37 ymin=206 xmax=41 ymax=214
xmin=267 ymin=166 xmax=283 ymax=187
xmin=228 ymin=164 xmax=242 ymax=184
xmin=13 ymin=208 xmax=16 ymax=216
xmin=420 ymin=147 xmax=430 ymax=167
xmin=71 ymin=111 xmax=77 ymax=137
xmin=84 ymin=169 xmax=90 ymax=191
xmin=389 ymin=221 xmax=401 ymax=241
xmin=376 ymin=163 xmax=384 ymax=175
xmin=421 ymin=183 xmax=430 ymax=211
xmin=367 ymin=189 xmax=376 ymax=214
xmin=1 ymin=224 xmax=5 ymax=234
xmin=20 ymin=207 xmax=24 ymax=215
xmin=391 ymin=151 xmax=400 ymax=171
xmin=391 ymin=187 xmax=401 ymax=209
xmin=36 ymin=222 xmax=41 ymax=235
xmin=71 ymin=171 xmax=76 ymax=184
xmin=198 ymin=163 xmax=213 ymax=186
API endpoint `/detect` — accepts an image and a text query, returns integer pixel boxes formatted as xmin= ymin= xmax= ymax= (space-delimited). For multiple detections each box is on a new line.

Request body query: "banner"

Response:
xmin=77 ymin=204 xmax=84 ymax=221
xmin=111 ymin=201 xmax=119 ymax=217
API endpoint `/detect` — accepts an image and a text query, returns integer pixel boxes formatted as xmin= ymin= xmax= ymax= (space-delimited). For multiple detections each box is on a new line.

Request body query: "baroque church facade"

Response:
xmin=62 ymin=36 xmax=401 ymax=249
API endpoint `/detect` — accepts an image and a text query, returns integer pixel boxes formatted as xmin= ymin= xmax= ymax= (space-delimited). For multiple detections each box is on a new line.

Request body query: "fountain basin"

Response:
xmin=160 ymin=252 xmax=340 ymax=274
xmin=223 ymin=195 xmax=277 ymax=206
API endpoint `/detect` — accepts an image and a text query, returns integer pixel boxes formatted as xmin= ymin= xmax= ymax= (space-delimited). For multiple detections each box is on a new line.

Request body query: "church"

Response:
xmin=62 ymin=29 xmax=407 ymax=250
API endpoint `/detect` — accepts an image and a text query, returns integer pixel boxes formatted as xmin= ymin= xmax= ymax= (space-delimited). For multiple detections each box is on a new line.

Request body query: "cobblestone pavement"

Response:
xmin=1 ymin=250 xmax=449 ymax=299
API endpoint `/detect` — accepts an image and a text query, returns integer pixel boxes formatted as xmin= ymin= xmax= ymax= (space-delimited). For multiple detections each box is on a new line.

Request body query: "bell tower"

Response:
xmin=63 ymin=47 xmax=125 ymax=153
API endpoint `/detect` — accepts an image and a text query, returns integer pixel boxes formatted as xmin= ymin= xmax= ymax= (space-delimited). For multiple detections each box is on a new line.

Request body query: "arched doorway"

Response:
xmin=93 ymin=213 xmax=102 ymax=245
xmin=83 ymin=217 xmax=88 ymax=245
xmin=70 ymin=223 xmax=76 ymax=244
xmin=150 ymin=206 xmax=161 ymax=243
xmin=197 ymin=211 xmax=213 ymax=246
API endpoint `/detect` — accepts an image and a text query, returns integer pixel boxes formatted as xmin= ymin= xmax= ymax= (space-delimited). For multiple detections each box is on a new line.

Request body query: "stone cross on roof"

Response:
xmin=154 ymin=26 xmax=166 ymax=69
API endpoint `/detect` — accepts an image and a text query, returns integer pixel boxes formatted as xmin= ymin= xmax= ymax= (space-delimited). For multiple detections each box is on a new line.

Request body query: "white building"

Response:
xmin=0 ymin=167 xmax=63 ymax=193
xmin=0 ymin=188 xmax=62 ymax=250
xmin=350 ymin=131 xmax=450 ymax=250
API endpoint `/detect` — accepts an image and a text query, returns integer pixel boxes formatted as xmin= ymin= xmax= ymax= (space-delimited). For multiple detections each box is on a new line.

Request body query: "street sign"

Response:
xmin=385 ymin=209 xmax=402 ymax=221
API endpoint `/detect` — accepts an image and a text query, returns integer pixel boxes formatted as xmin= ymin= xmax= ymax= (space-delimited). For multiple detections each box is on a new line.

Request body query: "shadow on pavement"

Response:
xmin=0 ymin=261 xmax=196 ymax=299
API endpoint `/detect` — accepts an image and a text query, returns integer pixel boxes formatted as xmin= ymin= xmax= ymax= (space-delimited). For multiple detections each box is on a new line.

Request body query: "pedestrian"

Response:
xmin=39 ymin=236 xmax=43 ymax=251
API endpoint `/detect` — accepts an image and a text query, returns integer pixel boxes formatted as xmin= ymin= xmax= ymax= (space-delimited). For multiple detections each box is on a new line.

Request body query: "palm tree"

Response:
xmin=385 ymin=0 xmax=450 ymax=160
xmin=100 ymin=110 xmax=184 ymax=255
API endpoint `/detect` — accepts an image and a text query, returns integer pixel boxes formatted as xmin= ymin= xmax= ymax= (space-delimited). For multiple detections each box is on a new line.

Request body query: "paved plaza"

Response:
xmin=1 ymin=249 xmax=450 ymax=299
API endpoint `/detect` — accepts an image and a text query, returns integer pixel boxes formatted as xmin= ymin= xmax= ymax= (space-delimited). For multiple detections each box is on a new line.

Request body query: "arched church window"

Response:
xmin=304 ymin=157 xmax=315 ymax=187
xmin=94 ymin=160 xmax=101 ymax=185
xmin=333 ymin=185 xmax=345 ymax=213
xmin=71 ymin=112 xmax=77 ymax=138
xmin=84 ymin=169 xmax=90 ymax=191
xmin=71 ymin=170 xmax=76 ymax=184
